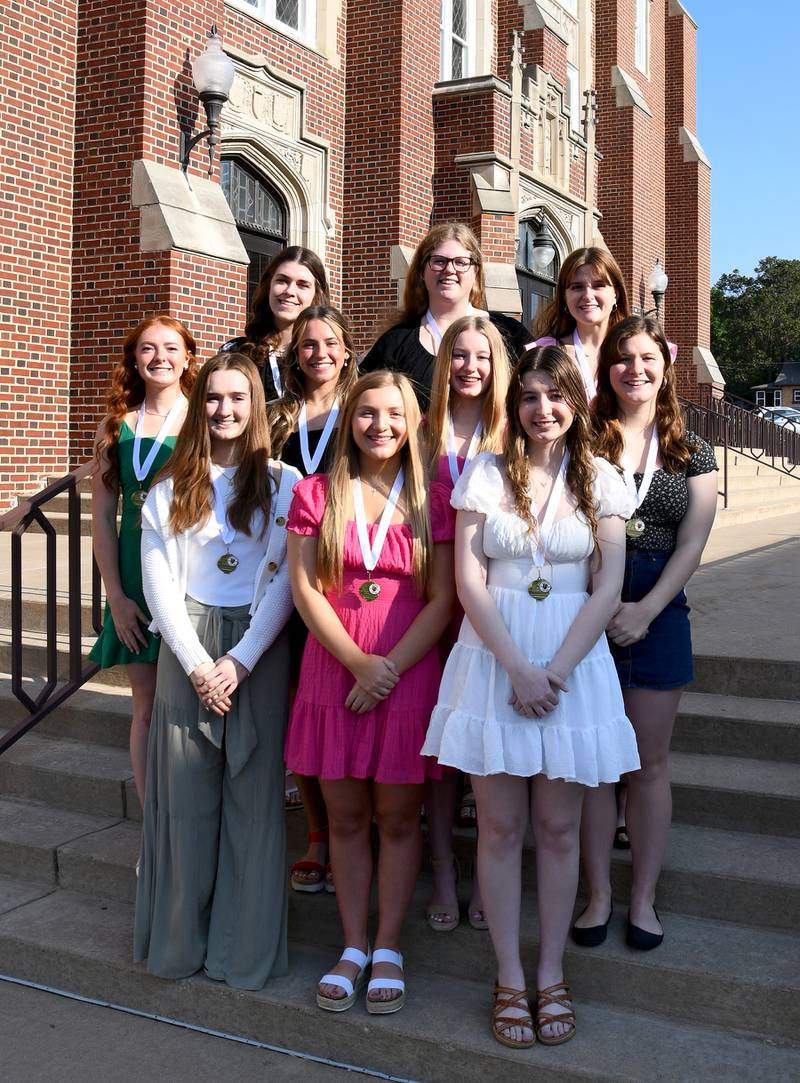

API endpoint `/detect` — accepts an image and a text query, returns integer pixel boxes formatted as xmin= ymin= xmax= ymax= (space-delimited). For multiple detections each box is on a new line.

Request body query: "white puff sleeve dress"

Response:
xmin=422 ymin=452 xmax=641 ymax=787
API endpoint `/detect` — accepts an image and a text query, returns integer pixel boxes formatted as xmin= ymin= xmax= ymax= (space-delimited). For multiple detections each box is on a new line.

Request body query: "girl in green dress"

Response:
xmin=90 ymin=316 xmax=198 ymax=807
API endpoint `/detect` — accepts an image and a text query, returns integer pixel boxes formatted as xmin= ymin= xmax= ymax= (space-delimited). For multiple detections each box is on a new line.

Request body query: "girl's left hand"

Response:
xmin=345 ymin=681 xmax=385 ymax=715
xmin=607 ymin=602 xmax=652 ymax=646
xmin=195 ymin=654 xmax=248 ymax=713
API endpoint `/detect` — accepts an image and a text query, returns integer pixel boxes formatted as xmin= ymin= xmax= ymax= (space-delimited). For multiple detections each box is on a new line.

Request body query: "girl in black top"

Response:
xmin=223 ymin=246 xmax=330 ymax=403
xmin=574 ymin=316 xmax=718 ymax=952
xmin=270 ymin=305 xmax=358 ymax=896
xmin=362 ymin=223 xmax=531 ymax=409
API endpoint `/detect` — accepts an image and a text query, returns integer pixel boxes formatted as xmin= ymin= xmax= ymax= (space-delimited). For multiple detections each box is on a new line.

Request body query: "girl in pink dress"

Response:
xmin=423 ymin=314 xmax=511 ymax=934
xmin=285 ymin=370 xmax=455 ymax=1015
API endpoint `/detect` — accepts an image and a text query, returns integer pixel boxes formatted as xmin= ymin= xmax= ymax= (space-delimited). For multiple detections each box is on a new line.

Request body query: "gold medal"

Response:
xmin=359 ymin=579 xmax=381 ymax=602
xmin=131 ymin=488 xmax=148 ymax=508
xmin=625 ymin=517 xmax=645 ymax=539
xmin=217 ymin=552 xmax=240 ymax=574
xmin=528 ymin=577 xmax=552 ymax=601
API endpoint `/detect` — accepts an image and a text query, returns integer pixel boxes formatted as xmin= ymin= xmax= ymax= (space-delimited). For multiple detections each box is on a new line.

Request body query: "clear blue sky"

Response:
xmin=689 ymin=1 xmax=799 ymax=282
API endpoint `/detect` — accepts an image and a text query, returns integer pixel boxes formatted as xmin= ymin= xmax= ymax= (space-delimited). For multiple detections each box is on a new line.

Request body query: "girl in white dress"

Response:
xmin=422 ymin=344 xmax=640 ymax=1048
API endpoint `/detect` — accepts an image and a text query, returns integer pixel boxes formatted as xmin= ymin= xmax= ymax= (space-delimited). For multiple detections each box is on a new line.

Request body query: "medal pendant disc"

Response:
xmin=359 ymin=580 xmax=381 ymax=602
xmin=527 ymin=578 xmax=551 ymax=601
xmin=217 ymin=552 xmax=240 ymax=574
xmin=131 ymin=489 xmax=148 ymax=509
xmin=625 ymin=517 xmax=645 ymax=539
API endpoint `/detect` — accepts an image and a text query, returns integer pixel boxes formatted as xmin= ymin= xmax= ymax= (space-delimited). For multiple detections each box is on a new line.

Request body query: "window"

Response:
xmin=515 ymin=218 xmax=560 ymax=330
xmin=441 ymin=0 xmax=474 ymax=80
xmin=567 ymin=64 xmax=581 ymax=134
xmin=227 ymin=0 xmax=316 ymax=44
xmin=793 ymin=389 xmax=800 ymax=404
xmin=221 ymin=159 xmax=288 ymax=311
xmin=635 ymin=0 xmax=650 ymax=75
xmin=755 ymin=390 xmax=781 ymax=407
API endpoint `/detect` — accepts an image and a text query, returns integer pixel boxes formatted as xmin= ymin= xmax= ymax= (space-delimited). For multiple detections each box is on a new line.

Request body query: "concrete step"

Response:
xmin=691 ymin=654 xmax=796 ymax=701
xmin=0 ymin=728 xmax=140 ymax=821
xmin=0 ymin=634 xmax=129 ymax=688
xmin=0 ymin=879 xmax=796 ymax=1074
xmin=713 ymin=449 xmax=800 ymax=476
xmin=36 ymin=490 xmax=94 ymax=515
xmin=717 ymin=485 xmax=800 ymax=508
xmin=674 ymin=691 xmax=800 ymax=762
xmin=670 ymin=751 xmax=800 ymax=837
xmin=720 ymin=471 xmax=800 ymax=492
xmin=0 ymin=593 xmax=97 ymax=635
xmin=0 ymin=680 xmax=131 ymax=749
xmin=25 ymin=511 xmax=94 ymax=536
xmin=713 ymin=500 xmax=800 ymax=525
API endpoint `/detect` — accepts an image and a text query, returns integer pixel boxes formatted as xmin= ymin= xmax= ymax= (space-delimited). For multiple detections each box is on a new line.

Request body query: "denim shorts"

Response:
xmin=609 ymin=549 xmax=693 ymax=690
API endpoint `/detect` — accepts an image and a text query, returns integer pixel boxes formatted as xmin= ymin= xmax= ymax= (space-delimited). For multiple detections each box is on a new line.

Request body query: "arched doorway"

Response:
xmin=220 ymin=158 xmax=288 ymax=312
xmin=515 ymin=217 xmax=560 ymax=329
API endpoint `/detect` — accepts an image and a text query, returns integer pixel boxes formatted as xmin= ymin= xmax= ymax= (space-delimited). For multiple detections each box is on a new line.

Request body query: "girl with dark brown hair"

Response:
xmin=222 ymin=245 xmax=330 ymax=402
xmin=573 ymin=316 xmax=717 ymax=953
xmin=133 ymin=352 xmax=300 ymax=989
xmin=423 ymin=345 xmax=639 ymax=1048
xmin=90 ymin=315 xmax=197 ymax=807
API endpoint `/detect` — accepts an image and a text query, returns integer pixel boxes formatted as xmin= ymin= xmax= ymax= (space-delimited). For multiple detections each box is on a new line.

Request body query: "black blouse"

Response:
xmin=360 ymin=313 xmax=532 ymax=410
xmin=628 ymin=432 xmax=718 ymax=552
xmin=221 ymin=337 xmax=282 ymax=403
xmin=279 ymin=426 xmax=337 ymax=478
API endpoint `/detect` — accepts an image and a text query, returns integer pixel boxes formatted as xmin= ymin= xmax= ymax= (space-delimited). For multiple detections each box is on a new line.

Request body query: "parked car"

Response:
xmin=754 ymin=406 xmax=800 ymax=433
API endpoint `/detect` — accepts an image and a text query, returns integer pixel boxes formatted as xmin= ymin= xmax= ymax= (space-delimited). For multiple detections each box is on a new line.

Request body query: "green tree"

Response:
xmin=711 ymin=257 xmax=800 ymax=399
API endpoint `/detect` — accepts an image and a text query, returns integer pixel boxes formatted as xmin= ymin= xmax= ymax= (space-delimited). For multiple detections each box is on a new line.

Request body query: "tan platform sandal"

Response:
xmin=535 ymin=981 xmax=576 ymax=1046
xmin=492 ymin=985 xmax=535 ymax=1049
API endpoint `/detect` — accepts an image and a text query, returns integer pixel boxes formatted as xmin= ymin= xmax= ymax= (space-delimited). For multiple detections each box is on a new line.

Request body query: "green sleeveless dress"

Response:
xmin=89 ymin=421 xmax=177 ymax=668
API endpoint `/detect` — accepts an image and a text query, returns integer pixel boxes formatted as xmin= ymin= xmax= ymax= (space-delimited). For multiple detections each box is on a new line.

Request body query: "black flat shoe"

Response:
xmin=626 ymin=908 xmax=664 ymax=951
xmin=570 ymin=904 xmax=613 ymax=947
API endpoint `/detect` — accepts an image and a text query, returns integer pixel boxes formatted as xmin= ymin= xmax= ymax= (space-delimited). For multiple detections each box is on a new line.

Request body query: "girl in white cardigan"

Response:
xmin=134 ymin=351 xmax=300 ymax=990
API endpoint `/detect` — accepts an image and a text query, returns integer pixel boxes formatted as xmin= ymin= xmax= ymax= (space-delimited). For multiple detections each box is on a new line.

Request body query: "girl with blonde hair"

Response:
xmin=285 ymin=370 xmax=455 ymax=1014
xmin=362 ymin=223 xmax=530 ymax=409
xmin=134 ymin=351 xmax=300 ymax=989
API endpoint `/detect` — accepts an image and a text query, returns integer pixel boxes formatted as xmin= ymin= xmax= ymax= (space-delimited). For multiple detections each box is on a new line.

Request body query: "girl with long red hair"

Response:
xmin=90 ymin=315 xmax=197 ymax=807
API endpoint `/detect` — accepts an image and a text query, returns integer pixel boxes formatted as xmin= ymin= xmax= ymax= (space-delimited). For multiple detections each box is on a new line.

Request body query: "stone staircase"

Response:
xmin=0 ymin=648 xmax=798 ymax=1081
xmin=713 ymin=448 xmax=800 ymax=525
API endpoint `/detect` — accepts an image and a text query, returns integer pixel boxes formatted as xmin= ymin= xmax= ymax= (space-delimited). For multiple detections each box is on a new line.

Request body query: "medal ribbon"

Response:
xmin=529 ymin=452 xmax=569 ymax=569
xmin=131 ymin=394 xmax=185 ymax=483
xmin=571 ymin=329 xmax=598 ymax=402
xmin=447 ymin=414 xmax=483 ymax=486
xmin=622 ymin=424 xmax=659 ymax=514
xmin=423 ymin=303 xmax=488 ymax=354
xmin=268 ymin=348 xmax=283 ymax=398
xmin=299 ymin=399 xmax=340 ymax=475
xmin=210 ymin=467 xmax=237 ymax=547
xmin=353 ymin=468 xmax=405 ymax=577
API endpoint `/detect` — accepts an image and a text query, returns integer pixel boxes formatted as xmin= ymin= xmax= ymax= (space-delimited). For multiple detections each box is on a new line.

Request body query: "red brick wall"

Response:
xmin=1 ymin=0 xmax=77 ymax=505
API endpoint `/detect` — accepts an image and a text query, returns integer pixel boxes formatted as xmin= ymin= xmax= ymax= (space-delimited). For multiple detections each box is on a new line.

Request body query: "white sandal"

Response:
xmin=316 ymin=946 xmax=371 ymax=1012
xmin=366 ymin=948 xmax=405 ymax=1015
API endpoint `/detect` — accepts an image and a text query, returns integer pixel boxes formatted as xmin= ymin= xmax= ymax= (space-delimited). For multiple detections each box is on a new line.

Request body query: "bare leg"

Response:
xmin=424 ymin=773 xmax=459 ymax=925
xmin=370 ymin=782 xmax=424 ymax=1002
xmin=530 ymin=775 xmax=585 ymax=1041
xmin=291 ymin=773 xmax=330 ymax=888
xmin=574 ymin=783 xmax=615 ymax=927
xmin=624 ymin=687 xmax=682 ymax=934
xmin=317 ymin=778 xmax=373 ymax=999
xmin=471 ymin=774 xmax=532 ymax=1044
xmin=127 ymin=662 xmax=157 ymax=809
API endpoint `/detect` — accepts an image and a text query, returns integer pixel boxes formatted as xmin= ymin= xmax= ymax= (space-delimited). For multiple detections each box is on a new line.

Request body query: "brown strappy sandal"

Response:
xmin=491 ymin=984 xmax=535 ymax=1049
xmin=535 ymin=981 xmax=576 ymax=1046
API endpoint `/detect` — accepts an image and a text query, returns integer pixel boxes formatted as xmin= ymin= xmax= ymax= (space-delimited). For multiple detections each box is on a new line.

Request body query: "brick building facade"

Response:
xmin=2 ymin=0 xmax=717 ymax=507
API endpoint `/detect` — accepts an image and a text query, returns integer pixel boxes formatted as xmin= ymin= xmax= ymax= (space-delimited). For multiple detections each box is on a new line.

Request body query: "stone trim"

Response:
xmin=433 ymin=75 xmax=512 ymax=99
xmin=668 ymin=0 xmax=698 ymax=29
xmin=694 ymin=346 xmax=725 ymax=388
xmin=679 ymin=127 xmax=711 ymax=168
xmin=516 ymin=0 xmax=572 ymax=45
xmin=610 ymin=65 xmax=653 ymax=117
xmin=131 ymin=160 xmax=249 ymax=264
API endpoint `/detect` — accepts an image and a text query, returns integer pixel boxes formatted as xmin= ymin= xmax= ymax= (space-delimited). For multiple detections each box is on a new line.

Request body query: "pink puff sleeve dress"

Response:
xmin=284 ymin=474 xmax=455 ymax=785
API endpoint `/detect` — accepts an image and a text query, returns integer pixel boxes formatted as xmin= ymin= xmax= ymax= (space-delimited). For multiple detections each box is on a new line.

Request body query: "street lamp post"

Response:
xmin=181 ymin=26 xmax=236 ymax=176
xmin=647 ymin=258 xmax=669 ymax=320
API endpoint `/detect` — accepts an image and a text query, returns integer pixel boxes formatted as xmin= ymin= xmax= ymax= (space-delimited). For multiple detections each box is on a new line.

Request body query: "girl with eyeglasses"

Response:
xmin=361 ymin=223 xmax=531 ymax=410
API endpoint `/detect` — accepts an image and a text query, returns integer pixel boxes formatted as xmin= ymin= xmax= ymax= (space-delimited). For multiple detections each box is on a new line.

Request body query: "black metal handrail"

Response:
xmin=0 ymin=462 xmax=102 ymax=756
xmin=681 ymin=387 xmax=799 ymax=510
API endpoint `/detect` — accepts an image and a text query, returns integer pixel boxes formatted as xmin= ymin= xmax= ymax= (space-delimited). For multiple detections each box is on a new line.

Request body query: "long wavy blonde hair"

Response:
xmin=427 ymin=315 xmax=511 ymax=472
xmin=318 ymin=371 xmax=432 ymax=594
xmin=593 ymin=315 xmax=693 ymax=473
xmin=157 ymin=352 xmax=272 ymax=537
xmin=269 ymin=305 xmax=359 ymax=459
xmin=504 ymin=345 xmax=599 ymax=547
